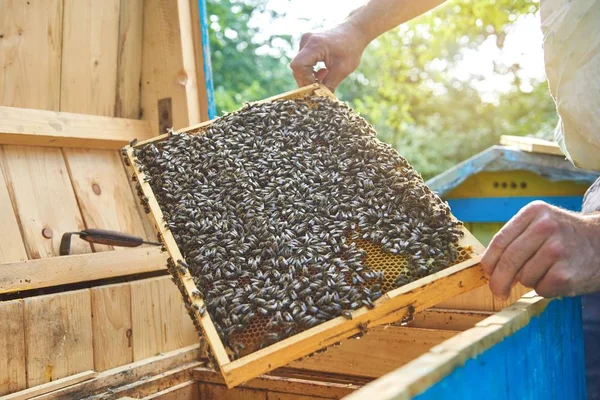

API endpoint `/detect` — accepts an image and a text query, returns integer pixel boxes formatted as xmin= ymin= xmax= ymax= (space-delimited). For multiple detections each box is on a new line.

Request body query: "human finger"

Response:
xmin=488 ymin=214 xmax=558 ymax=299
xmin=534 ymin=261 xmax=573 ymax=298
xmin=482 ymin=201 xmax=549 ymax=276
xmin=517 ymin=237 xmax=565 ymax=289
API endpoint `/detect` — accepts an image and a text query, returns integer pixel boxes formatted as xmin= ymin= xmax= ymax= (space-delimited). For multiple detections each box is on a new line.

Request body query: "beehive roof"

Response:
xmin=426 ymin=145 xmax=600 ymax=198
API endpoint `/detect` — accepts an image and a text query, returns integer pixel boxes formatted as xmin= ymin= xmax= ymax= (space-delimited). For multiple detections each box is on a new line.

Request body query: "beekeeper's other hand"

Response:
xmin=482 ymin=201 xmax=600 ymax=299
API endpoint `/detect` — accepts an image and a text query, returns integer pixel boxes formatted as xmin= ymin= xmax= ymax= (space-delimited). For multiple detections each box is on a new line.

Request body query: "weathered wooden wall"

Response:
xmin=0 ymin=0 xmax=209 ymax=395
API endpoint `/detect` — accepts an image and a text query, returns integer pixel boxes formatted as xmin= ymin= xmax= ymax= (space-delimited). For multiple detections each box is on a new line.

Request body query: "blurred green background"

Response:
xmin=206 ymin=0 xmax=556 ymax=180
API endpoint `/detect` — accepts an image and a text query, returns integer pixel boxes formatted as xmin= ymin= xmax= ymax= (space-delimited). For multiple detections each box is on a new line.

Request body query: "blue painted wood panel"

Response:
xmin=447 ymin=196 xmax=584 ymax=223
xmin=414 ymin=297 xmax=586 ymax=400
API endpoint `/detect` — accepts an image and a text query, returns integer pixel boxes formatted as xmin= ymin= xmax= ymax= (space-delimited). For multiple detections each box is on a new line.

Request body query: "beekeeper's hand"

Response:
xmin=290 ymin=22 xmax=368 ymax=91
xmin=290 ymin=0 xmax=448 ymax=91
xmin=482 ymin=201 xmax=600 ymax=299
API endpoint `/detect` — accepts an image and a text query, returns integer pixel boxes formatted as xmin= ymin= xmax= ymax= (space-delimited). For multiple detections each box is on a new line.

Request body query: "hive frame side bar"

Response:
xmin=220 ymin=256 xmax=486 ymax=388
xmin=124 ymin=146 xmax=231 ymax=368
xmin=344 ymin=292 xmax=550 ymax=400
xmin=0 ymin=106 xmax=153 ymax=150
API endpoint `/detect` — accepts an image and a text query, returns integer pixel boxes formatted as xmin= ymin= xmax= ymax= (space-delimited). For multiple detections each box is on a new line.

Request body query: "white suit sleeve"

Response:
xmin=541 ymin=0 xmax=600 ymax=171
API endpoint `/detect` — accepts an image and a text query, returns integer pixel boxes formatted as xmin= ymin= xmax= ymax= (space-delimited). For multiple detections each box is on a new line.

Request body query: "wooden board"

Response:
xmin=130 ymin=276 xmax=198 ymax=361
xmin=500 ymin=135 xmax=563 ymax=156
xmin=141 ymin=0 xmax=191 ymax=134
xmin=63 ymin=149 xmax=148 ymax=252
xmin=2 ymin=371 xmax=97 ymax=400
xmin=32 ymin=345 xmax=200 ymax=400
xmin=0 ymin=146 xmax=90 ymax=258
xmin=0 ymin=164 xmax=27 ymax=263
xmin=104 ymin=361 xmax=201 ymax=399
xmin=124 ymin=83 xmax=488 ymax=388
xmin=0 ymin=106 xmax=152 ymax=150
xmin=406 ymin=309 xmax=491 ymax=331
xmin=435 ymin=285 xmax=495 ymax=312
xmin=0 ymin=247 xmax=167 ymax=294
xmin=60 ymin=0 xmax=120 ymax=116
xmin=188 ymin=0 xmax=210 ymax=121
xmin=197 ymin=384 xmax=267 ymax=400
xmin=23 ymin=290 xmax=94 ymax=387
xmin=91 ymin=283 xmax=133 ymax=371
xmin=144 ymin=381 xmax=199 ymax=400
xmin=344 ymin=294 xmax=550 ymax=400
xmin=0 ymin=300 xmax=26 ymax=396
xmin=267 ymin=393 xmax=321 ymax=400
xmin=0 ymin=0 xmax=63 ymax=111
xmin=115 ymin=0 xmax=144 ymax=119
xmin=288 ymin=327 xmax=457 ymax=378
xmin=193 ymin=368 xmax=359 ymax=399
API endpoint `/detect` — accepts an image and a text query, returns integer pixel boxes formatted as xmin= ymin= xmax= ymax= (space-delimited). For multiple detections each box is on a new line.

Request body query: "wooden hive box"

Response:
xmin=4 ymin=293 xmax=582 ymax=399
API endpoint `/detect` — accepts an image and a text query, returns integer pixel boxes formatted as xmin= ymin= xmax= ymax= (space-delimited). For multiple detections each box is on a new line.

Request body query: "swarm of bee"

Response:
xmin=134 ymin=95 xmax=466 ymax=358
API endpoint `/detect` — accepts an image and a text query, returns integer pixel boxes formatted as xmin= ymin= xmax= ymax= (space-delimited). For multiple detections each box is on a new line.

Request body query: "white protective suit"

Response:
xmin=541 ymin=0 xmax=600 ymax=171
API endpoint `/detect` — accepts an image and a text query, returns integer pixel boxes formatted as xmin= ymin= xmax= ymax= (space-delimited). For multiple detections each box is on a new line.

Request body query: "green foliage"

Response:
xmin=207 ymin=0 xmax=558 ymax=179
xmin=207 ymin=0 xmax=295 ymax=115
xmin=338 ymin=0 xmax=557 ymax=179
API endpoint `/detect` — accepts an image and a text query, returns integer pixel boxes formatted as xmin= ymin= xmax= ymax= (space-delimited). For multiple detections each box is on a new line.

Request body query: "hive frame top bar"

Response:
xmin=132 ymin=83 xmax=334 ymax=148
xmin=123 ymin=83 xmax=487 ymax=388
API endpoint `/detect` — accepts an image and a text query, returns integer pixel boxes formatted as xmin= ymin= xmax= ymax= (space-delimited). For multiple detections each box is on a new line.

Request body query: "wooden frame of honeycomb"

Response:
xmin=123 ymin=83 xmax=487 ymax=388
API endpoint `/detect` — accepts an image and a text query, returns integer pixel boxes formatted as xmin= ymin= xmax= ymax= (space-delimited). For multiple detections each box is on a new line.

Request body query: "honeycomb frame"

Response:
xmin=123 ymin=83 xmax=487 ymax=388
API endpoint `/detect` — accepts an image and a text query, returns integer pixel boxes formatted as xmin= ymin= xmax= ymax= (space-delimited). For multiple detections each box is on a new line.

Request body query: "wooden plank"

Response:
xmin=344 ymin=295 xmax=550 ymax=400
xmin=193 ymin=368 xmax=358 ymax=399
xmin=0 ymin=146 xmax=90 ymax=258
xmin=500 ymin=135 xmax=563 ymax=156
xmin=91 ymin=284 xmax=133 ymax=372
xmin=0 ymin=247 xmax=167 ymax=295
xmin=24 ymin=290 xmax=94 ymax=387
xmin=188 ymin=0 xmax=210 ymax=121
xmin=434 ymin=285 xmax=495 ymax=312
xmin=60 ymin=0 xmax=120 ymax=116
xmin=115 ymin=0 xmax=144 ymax=119
xmin=0 ymin=0 xmax=63 ymax=111
xmin=267 ymin=393 xmax=324 ymax=400
xmin=141 ymin=0 xmax=190 ymax=134
xmin=130 ymin=276 xmax=198 ymax=361
xmin=197 ymin=383 xmax=267 ymax=400
xmin=405 ymin=309 xmax=491 ymax=331
xmin=63 ymin=149 xmax=148 ymax=252
xmin=2 ymin=371 xmax=97 ymax=400
xmin=0 ymin=165 xmax=27 ymax=263
xmin=0 ymin=300 xmax=26 ymax=396
xmin=102 ymin=362 xmax=202 ymax=399
xmin=35 ymin=344 xmax=200 ymax=400
xmin=143 ymin=381 xmax=198 ymax=400
xmin=287 ymin=327 xmax=457 ymax=379
xmin=493 ymin=283 xmax=531 ymax=311
xmin=176 ymin=0 xmax=202 ymax=126
xmin=0 ymin=106 xmax=152 ymax=150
